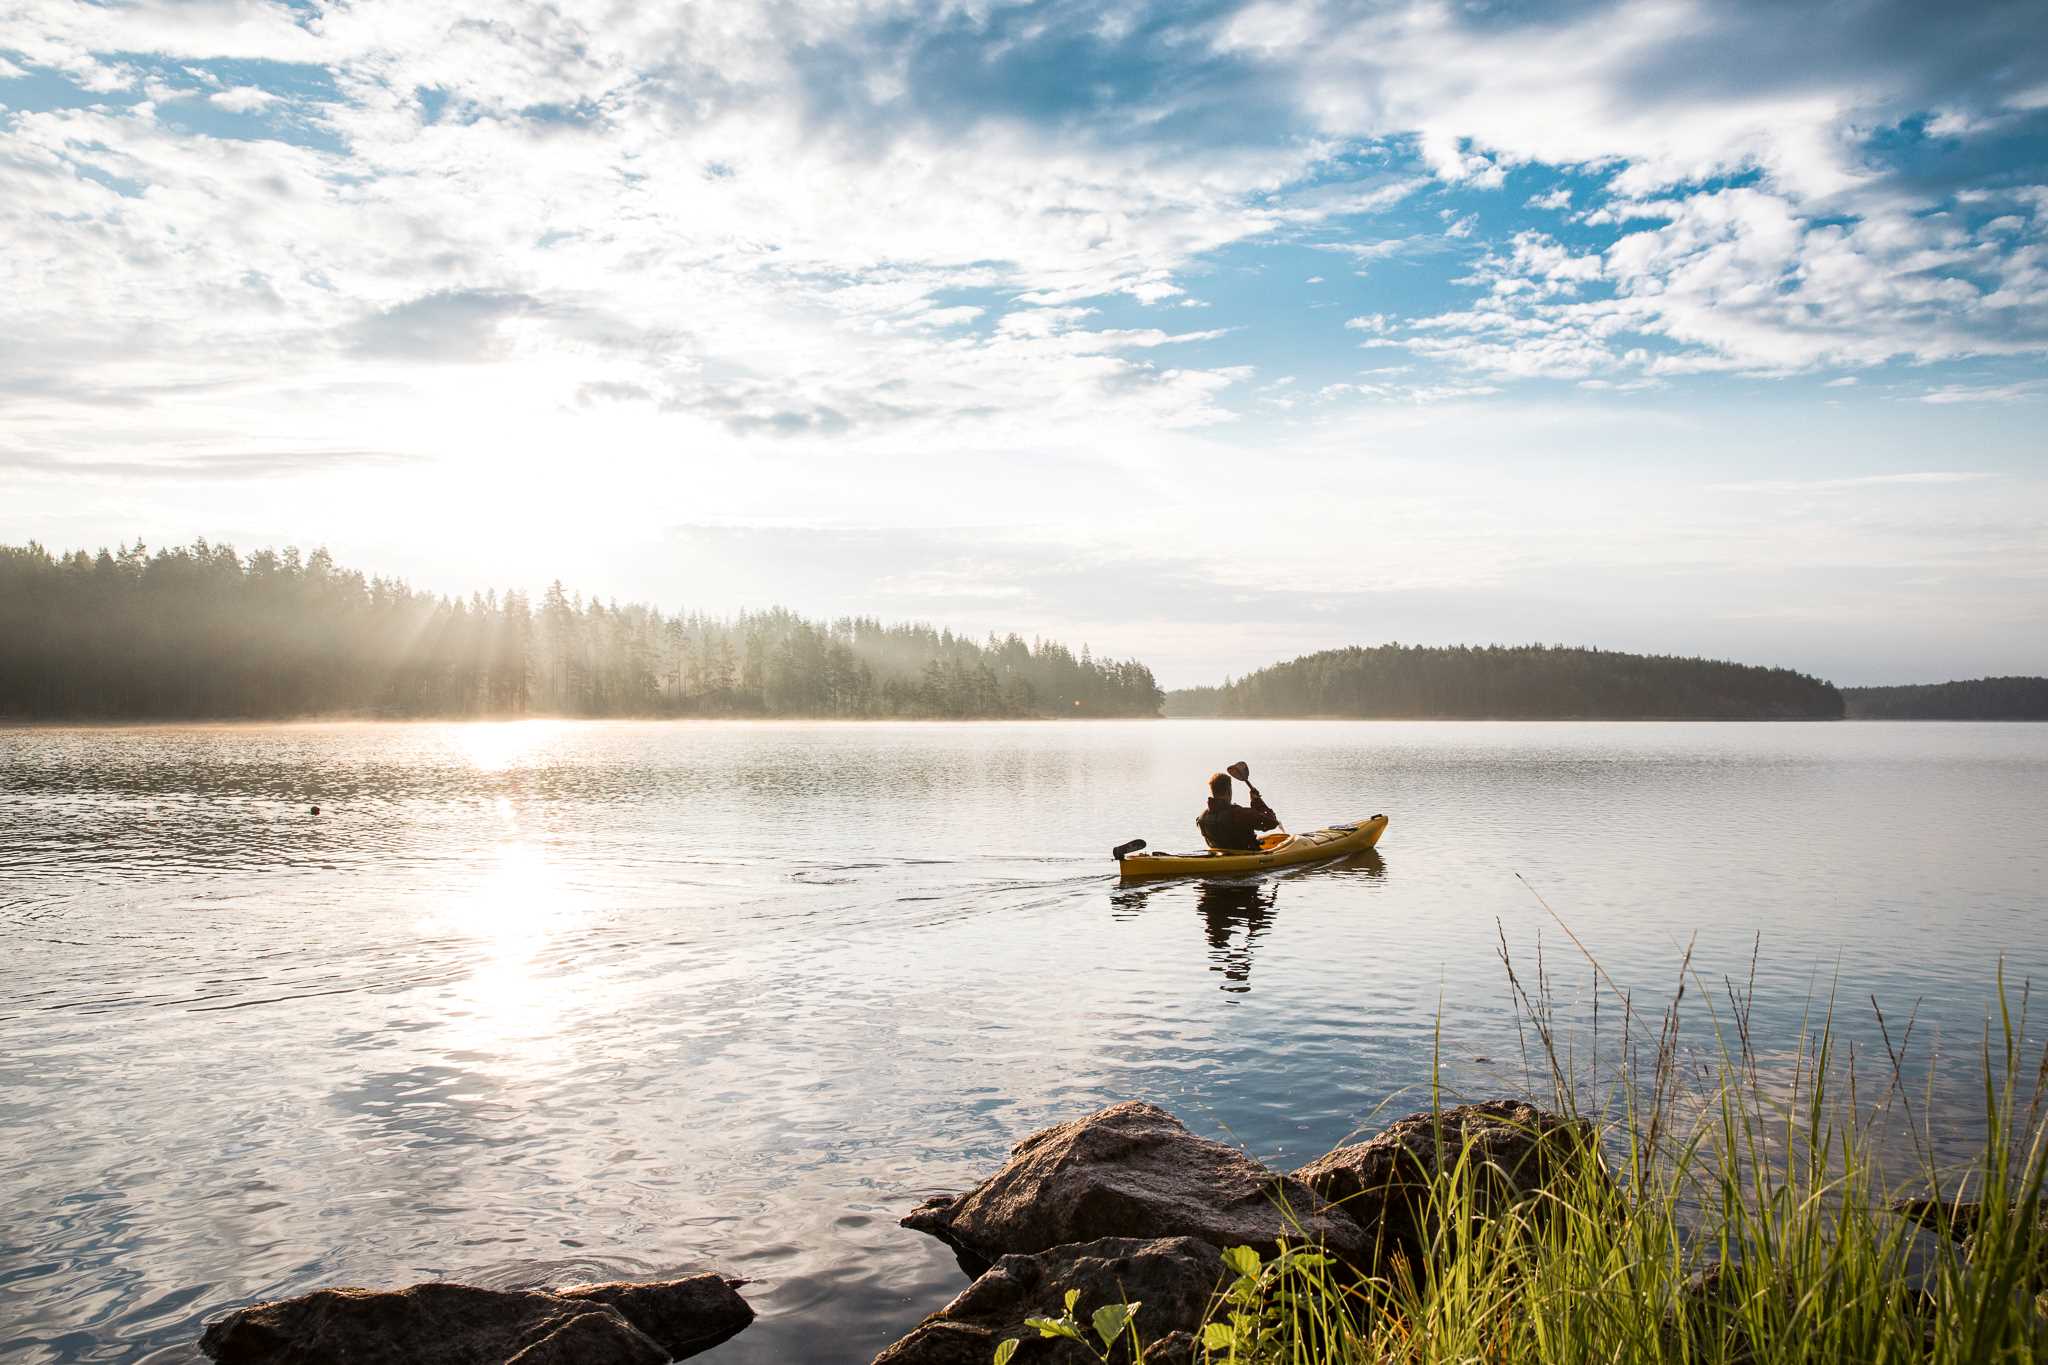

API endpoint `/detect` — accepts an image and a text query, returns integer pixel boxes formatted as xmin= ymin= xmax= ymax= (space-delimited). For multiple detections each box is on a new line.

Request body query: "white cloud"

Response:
xmin=1407 ymin=187 xmax=2046 ymax=379
xmin=1708 ymin=472 xmax=2000 ymax=493
xmin=1526 ymin=187 xmax=1573 ymax=210
xmin=1207 ymin=0 xmax=2029 ymax=204
xmin=209 ymin=85 xmax=280 ymax=113
xmin=1919 ymin=382 xmax=2045 ymax=404
xmin=1 ymin=0 xmax=2044 ymax=637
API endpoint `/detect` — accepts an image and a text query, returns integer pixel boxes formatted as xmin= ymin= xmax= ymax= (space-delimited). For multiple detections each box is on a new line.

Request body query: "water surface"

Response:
xmin=2 ymin=720 xmax=2043 ymax=1362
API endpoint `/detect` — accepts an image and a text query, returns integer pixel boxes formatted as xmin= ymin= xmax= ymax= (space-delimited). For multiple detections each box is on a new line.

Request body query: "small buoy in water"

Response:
xmin=310 ymin=805 xmax=320 ymax=816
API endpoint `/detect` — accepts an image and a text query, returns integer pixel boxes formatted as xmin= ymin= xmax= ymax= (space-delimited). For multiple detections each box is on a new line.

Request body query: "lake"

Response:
xmin=2 ymin=720 xmax=2044 ymax=1362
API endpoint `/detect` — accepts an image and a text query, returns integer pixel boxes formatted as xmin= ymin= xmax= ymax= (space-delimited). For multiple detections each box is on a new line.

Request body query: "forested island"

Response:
xmin=0 ymin=541 xmax=1164 ymax=720
xmin=1166 ymin=644 xmax=1845 ymax=720
xmin=1842 ymin=677 xmax=2048 ymax=720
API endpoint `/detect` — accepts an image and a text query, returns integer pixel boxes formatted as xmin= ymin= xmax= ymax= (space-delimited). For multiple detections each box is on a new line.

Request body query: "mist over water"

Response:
xmin=2 ymin=719 xmax=2043 ymax=1363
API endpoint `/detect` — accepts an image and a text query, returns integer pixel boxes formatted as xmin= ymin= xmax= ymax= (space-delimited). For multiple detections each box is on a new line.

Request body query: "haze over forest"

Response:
xmin=0 ymin=541 xmax=1163 ymax=720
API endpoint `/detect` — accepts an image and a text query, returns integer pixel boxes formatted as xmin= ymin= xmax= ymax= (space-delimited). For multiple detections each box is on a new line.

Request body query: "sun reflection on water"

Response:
xmin=454 ymin=719 xmax=562 ymax=774
xmin=415 ymin=724 xmax=593 ymax=1059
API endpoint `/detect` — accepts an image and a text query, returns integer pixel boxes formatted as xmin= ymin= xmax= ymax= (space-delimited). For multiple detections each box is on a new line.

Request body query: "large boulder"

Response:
xmin=901 ymin=1101 xmax=1367 ymax=1269
xmin=871 ymin=1237 xmax=1221 ymax=1365
xmin=198 ymin=1276 xmax=753 ymax=1364
xmin=1291 ymin=1100 xmax=1597 ymax=1271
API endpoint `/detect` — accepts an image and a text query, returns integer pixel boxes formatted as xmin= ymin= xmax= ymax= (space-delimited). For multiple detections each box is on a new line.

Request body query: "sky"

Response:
xmin=2 ymin=0 xmax=2045 ymax=688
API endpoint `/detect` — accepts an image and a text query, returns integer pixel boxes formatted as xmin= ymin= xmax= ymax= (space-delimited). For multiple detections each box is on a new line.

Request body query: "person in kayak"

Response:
xmin=1197 ymin=770 xmax=1280 ymax=851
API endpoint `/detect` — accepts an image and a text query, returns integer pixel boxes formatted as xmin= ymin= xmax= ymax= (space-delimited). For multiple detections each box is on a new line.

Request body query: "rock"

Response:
xmin=1291 ymin=1099 xmax=1597 ymax=1271
xmin=871 ymin=1237 xmax=1222 ymax=1364
xmin=500 ymin=1309 xmax=668 ymax=1365
xmin=557 ymin=1278 xmax=754 ymax=1359
xmin=902 ymin=1101 xmax=1366 ymax=1269
xmin=199 ymin=1276 xmax=753 ymax=1364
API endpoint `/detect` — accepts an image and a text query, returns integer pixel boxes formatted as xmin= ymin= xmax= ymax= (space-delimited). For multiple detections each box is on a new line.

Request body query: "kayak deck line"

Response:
xmin=1114 ymin=813 xmax=1388 ymax=881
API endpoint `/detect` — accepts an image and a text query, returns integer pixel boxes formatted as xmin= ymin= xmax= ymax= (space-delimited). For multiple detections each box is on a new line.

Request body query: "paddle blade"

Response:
xmin=1112 ymin=838 xmax=1147 ymax=861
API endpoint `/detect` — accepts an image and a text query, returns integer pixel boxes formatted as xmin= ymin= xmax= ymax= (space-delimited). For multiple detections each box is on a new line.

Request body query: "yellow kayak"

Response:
xmin=1116 ymin=814 xmax=1388 ymax=880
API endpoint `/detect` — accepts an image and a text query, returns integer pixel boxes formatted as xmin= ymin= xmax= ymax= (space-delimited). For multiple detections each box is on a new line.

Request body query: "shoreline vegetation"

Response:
xmin=1166 ymin=645 xmax=1847 ymax=721
xmin=868 ymin=949 xmax=2048 ymax=1365
xmin=3 ymin=540 xmax=2041 ymax=723
xmin=1843 ymin=676 xmax=2048 ymax=721
xmin=0 ymin=541 xmax=1163 ymax=721
xmin=1168 ymin=645 xmax=2048 ymax=723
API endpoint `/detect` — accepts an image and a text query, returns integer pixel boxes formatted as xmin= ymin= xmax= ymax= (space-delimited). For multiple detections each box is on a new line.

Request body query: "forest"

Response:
xmin=1842 ymin=677 xmax=2048 ymax=719
xmin=1166 ymin=644 xmax=1845 ymax=720
xmin=0 ymin=541 xmax=1165 ymax=720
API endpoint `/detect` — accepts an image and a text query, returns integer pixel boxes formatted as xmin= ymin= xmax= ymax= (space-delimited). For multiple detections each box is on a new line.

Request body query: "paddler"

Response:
xmin=1197 ymin=761 xmax=1280 ymax=851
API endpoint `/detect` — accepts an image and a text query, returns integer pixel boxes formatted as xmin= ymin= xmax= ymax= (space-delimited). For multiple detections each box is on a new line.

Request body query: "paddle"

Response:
xmin=1112 ymin=838 xmax=1147 ymax=861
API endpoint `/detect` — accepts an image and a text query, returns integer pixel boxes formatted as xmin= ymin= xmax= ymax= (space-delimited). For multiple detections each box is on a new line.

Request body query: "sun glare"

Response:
xmin=455 ymin=719 xmax=558 ymax=773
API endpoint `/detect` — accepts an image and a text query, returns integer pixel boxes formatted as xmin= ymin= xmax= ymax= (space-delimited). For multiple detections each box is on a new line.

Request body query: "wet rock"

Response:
xmin=198 ymin=1275 xmax=753 ymax=1364
xmin=902 ymin=1101 xmax=1366 ymax=1269
xmin=1291 ymin=1099 xmax=1597 ymax=1270
xmin=557 ymin=1278 xmax=754 ymax=1359
xmin=872 ymin=1237 xmax=1221 ymax=1365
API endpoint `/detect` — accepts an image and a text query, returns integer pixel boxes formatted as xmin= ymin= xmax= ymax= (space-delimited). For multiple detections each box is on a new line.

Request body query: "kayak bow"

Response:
xmin=1115 ymin=814 xmax=1388 ymax=881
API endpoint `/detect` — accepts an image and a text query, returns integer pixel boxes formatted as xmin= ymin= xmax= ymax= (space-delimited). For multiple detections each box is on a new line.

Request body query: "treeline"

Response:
xmin=0 ymin=541 xmax=1164 ymax=720
xmin=1843 ymin=677 xmax=2048 ymax=720
xmin=1166 ymin=644 xmax=1844 ymax=720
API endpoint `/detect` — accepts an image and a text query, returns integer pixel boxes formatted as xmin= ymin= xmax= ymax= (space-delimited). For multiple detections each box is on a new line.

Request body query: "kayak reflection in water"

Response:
xmin=1197 ymin=762 xmax=1280 ymax=851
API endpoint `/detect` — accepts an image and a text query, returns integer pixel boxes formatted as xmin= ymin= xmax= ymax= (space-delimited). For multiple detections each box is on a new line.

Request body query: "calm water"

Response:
xmin=2 ymin=720 xmax=2044 ymax=1363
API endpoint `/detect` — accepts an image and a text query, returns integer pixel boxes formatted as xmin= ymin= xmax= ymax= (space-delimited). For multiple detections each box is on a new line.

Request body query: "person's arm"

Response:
xmin=1248 ymin=787 xmax=1280 ymax=831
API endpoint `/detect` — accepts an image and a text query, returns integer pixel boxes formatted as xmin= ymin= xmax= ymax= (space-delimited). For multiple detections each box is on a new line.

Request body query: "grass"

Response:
xmin=1002 ymin=939 xmax=2048 ymax=1364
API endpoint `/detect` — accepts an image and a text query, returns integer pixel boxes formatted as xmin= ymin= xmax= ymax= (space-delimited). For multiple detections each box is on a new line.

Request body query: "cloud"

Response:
xmin=209 ymin=85 xmax=281 ymax=113
xmin=0 ymin=0 xmax=2043 ymax=530
xmin=348 ymin=290 xmax=542 ymax=362
xmin=3 ymin=444 xmax=420 ymax=480
xmin=1919 ymin=381 xmax=2046 ymax=403
xmin=1212 ymin=0 xmax=2048 ymax=202
xmin=1707 ymin=472 xmax=2001 ymax=493
xmin=1407 ymin=186 xmax=2048 ymax=379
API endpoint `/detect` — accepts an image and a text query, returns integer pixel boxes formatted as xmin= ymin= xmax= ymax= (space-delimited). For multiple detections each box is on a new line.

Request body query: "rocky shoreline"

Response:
xmin=196 ymin=1097 xmax=1589 ymax=1364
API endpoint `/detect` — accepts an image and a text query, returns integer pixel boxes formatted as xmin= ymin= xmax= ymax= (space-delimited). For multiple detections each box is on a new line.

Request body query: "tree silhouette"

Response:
xmin=0 ymin=541 xmax=1165 ymax=720
xmin=1167 ymin=643 xmax=1845 ymax=720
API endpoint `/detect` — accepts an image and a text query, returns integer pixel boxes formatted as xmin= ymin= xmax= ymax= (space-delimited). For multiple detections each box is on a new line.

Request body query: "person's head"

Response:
xmin=1208 ymin=772 xmax=1232 ymax=802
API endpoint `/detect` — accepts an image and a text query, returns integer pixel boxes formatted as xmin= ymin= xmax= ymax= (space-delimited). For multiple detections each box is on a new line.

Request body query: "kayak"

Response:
xmin=1115 ymin=814 xmax=1388 ymax=881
